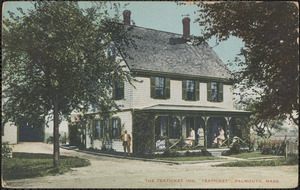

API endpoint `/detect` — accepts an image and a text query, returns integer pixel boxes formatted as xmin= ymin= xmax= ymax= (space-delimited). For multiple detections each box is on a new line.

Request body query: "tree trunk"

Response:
xmin=53 ymin=100 xmax=60 ymax=167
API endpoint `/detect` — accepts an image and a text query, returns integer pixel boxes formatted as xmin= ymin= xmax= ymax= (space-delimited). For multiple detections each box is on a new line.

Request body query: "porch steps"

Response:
xmin=207 ymin=148 xmax=229 ymax=157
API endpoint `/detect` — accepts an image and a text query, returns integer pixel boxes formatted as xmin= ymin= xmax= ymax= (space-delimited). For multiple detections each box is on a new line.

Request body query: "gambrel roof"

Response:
xmin=120 ymin=26 xmax=232 ymax=80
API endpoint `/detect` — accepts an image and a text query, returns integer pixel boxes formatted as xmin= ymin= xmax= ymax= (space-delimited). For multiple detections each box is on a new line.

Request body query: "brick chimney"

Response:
xmin=123 ymin=10 xmax=131 ymax=26
xmin=182 ymin=17 xmax=190 ymax=39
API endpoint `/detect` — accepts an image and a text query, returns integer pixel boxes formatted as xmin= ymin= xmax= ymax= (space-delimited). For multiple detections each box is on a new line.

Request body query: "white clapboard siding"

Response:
xmin=132 ymin=77 xmax=234 ymax=109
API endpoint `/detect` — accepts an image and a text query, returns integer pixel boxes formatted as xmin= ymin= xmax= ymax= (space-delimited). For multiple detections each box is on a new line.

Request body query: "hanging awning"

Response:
xmin=136 ymin=104 xmax=251 ymax=117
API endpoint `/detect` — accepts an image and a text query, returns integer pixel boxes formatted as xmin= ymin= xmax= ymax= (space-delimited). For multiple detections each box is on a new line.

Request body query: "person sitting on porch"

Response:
xmin=185 ymin=128 xmax=195 ymax=146
xmin=197 ymin=125 xmax=204 ymax=146
xmin=213 ymin=126 xmax=225 ymax=145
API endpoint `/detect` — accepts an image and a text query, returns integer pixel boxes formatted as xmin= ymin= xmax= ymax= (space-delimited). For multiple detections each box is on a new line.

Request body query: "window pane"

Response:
xmin=112 ymin=119 xmax=119 ymax=138
xmin=187 ymin=80 xmax=195 ymax=100
xmin=155 ymin=77 xmax=164 ymax=98
xmin=95 ymin=120 xmax=100 ymax=138
xmin=211 ymin=82 xmax=218 ymax=101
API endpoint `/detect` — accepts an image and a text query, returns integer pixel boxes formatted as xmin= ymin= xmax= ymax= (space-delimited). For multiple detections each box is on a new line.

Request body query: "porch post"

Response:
xmin=176 ymin=116 xmax=184 ymax=149
xmin=226 ymin=117 xmax=231 ymax=147
xmin=153 ymin=114 xmax=158 ymax=153
xmin=167 ymin=114 xmax=170 ymax=150
xmin=203 ymin=116 xmax=209 ymax=149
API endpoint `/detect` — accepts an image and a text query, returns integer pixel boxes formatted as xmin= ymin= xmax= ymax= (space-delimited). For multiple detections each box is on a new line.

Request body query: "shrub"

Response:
xmin=60 ymin=133 xmax=68 ymax=144
xmin=101 ymin=146 xmax=107 ymax=151
xmin=230 ymin=142 xmax=240 ymax=154
xmin=162 ymin=150 xmax=179 ymax=157
xmin=248 ymin=137 xmax=256 ymax=152
xmin=261 ymin=142 xmax=271 ymax=154
xmin=259 ymin=139 xmax=286 ymax=155
xmin=2 ymin=142 xmax=13 ymax=158
xmin=185 ymin=151 xmax=191 ymax=156
xmin=201 ymin=148 xmax=211 ymax=156
xmin=46 ymin=136 xmax=54 ymax=144
xmin=170 ymin=151 xmax=179 ymax=157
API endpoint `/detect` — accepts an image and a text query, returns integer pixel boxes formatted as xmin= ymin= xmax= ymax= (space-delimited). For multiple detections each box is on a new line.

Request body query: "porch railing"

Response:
xmin=167 ymin=137 xmax=205 ymax=150
xmin=217 ymin=137 xmax=248 ymax=148
xmin=165 ymin=136 xmax=249 ymax=151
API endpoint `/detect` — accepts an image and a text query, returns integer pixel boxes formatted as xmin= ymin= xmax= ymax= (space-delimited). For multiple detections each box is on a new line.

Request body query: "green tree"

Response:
xmin=196 ymin=2 xmax=299 ymax=125
xmin=2 ymin=2 xmax=134 ymax=167
xmin=245 ymin=100 xmax=284 ymax=139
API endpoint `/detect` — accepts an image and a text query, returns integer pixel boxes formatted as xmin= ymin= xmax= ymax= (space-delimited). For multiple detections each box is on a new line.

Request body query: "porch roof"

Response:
xmin=137 ymin=104 xmax=251 ymax=117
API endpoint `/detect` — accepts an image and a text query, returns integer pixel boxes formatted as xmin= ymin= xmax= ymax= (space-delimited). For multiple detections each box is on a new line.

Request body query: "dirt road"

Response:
xmin=3 ymin=143 xmax=298 ymax=189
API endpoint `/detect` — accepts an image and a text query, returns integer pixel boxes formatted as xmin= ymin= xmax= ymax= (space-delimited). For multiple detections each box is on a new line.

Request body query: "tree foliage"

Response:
xmin=2 ymin=2 xmax=134 ymax=166
xmin=196 ymin=2 xmax=299 ymax=125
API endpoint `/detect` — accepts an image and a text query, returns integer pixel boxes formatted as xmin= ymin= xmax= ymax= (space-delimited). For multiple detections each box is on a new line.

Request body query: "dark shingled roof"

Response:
xmin=120 ymin=26 xmax=232 ymax=79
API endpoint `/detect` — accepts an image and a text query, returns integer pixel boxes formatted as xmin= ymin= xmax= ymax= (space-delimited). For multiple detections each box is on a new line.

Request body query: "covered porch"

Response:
xmin=132 ymin=104 xmax=251 ymax=154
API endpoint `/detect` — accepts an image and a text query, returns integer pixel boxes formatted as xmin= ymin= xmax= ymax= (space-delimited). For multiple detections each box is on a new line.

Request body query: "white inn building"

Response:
xmin=81 ymin=10 xmax=250 ymax=154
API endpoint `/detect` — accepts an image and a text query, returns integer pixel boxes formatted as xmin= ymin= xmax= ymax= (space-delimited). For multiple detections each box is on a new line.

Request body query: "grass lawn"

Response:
xmin=228 ymin=151 xmax=275 ymax=159
xmin=155 ymin=156 xmax=224 ymax=162
xmin=214 ymin=156 xmax=298 ymax=167
xmin=2 ymin=152 xmax=90 ymax=180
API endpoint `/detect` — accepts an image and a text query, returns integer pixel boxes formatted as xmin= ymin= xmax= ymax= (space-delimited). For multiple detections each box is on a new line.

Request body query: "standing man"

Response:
xmin=121 ymin=130 xmax=131 ymax=156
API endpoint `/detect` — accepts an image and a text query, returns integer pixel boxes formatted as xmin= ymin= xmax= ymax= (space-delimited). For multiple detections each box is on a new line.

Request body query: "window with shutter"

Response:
xmin=211 ymin=82 xmax=218 ymax=101
xmin=112 ymin=118 xmax=121 ymax=139
xmin=95 ymin=120 xmax=100 ymax=139
xmin=186 ymin=80 xmax=195 ymax=100
xmin=155 ymin=77 xmax=165 ymax=98
xmin=207 ymin=82 xmax=223 ymax=102
xmin=113 ymin=81 xmax=124 ymax=100
xmin=151 ymin=76 xmax=170 ymax=99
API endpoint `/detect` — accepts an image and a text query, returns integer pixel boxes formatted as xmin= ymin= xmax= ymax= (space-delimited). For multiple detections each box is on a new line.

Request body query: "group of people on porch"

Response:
xmin=185 ymin=125 xmax=226 ymax=147
xmin=185 ymin=125 xmax=205 ymax=146
xmin=155 ymin=124 xmax=229 ymax=150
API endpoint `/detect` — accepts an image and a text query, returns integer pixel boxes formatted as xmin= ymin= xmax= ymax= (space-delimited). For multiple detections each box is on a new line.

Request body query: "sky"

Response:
xmin=3 ymin=1 xmax=245 ymax=71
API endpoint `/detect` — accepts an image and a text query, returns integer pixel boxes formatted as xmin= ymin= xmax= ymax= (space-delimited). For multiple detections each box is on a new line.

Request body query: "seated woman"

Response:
xmin=185 ymin=128 xmax=195 ymax=146
xmin=213 ymin=126 xmax=225 ymax=145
